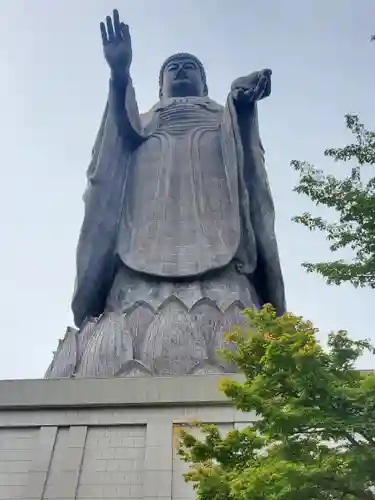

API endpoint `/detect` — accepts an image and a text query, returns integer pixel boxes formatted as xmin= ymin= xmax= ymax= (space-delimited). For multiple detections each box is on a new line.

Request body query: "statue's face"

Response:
xmin=161 ymin=56 xmax=206 ymax=98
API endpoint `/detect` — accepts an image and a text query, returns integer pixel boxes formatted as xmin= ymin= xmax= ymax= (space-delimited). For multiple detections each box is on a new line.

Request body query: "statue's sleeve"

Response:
xmin=71 ymin=77 xmax=144 ymax=328
xmin=225 ymin=82 xmax=286 ymax=315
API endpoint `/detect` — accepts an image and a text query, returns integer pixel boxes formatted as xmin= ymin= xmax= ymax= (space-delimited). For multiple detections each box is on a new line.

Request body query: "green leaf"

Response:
xmin=291 ymin=115 xmax=375 ymax=288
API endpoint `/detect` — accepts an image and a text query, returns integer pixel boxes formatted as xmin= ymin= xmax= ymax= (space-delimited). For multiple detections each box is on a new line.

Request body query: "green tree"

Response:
xmin=291 ymin=115 xmax=375 ymax=288
xmin=179 ymin=305 xmax=375 ymax=500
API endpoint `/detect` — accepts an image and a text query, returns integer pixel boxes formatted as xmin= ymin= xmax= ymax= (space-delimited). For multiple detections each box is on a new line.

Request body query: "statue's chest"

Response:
xmin=133 ymin=100 xmax=224 ymax=177
xmin=156 ymin=101 xmax=221 ymax=136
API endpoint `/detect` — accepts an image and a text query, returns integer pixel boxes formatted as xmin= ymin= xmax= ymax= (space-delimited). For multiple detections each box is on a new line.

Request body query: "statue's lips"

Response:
xmin=173 ymin=77 xmax=190 ymax=82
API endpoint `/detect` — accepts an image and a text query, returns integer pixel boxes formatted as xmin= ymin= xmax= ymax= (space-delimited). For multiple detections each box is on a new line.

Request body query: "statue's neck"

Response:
xmin=163 ymin=88 xmax=205 ymax=99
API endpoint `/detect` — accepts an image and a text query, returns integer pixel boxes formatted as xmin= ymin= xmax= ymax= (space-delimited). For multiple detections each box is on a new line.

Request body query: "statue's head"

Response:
xmin=159 ymin=53 xmax=208 ymax=99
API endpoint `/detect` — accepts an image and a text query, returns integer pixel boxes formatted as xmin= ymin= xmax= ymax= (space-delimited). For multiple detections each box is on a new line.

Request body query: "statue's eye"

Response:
xmin=184 ymin=63 xmax=196 ymax=70
xmin=167 ymin=64 xmax=178 ymax=72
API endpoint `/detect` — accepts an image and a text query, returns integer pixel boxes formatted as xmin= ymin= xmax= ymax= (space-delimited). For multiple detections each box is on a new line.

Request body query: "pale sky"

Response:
xmin=0 ymin=0 xmax=373 ymax=379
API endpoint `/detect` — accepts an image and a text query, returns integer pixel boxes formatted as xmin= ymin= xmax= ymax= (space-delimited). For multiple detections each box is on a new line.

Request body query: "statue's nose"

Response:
xmin=175 ymin=66 xmax=187 ymax=79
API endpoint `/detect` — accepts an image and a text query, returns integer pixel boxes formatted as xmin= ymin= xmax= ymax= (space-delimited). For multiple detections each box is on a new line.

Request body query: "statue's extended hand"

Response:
xmin=100 ymin=9 xmax=132 ymax=75
xmin=232 ymin=69 xmax=272 ymax=105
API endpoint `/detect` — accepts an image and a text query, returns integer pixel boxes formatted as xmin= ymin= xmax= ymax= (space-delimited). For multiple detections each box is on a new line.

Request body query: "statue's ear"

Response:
xmin=203 ymin=83 xmax=208 ymax=96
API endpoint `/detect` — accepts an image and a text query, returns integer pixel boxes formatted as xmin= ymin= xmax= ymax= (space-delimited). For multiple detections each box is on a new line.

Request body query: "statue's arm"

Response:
xmin=100 ymin=10 xmax=144 ymax=148
xmin=72 ymin=75 xmax=147 ymax=327
xmin=227 ymin=71 xmax=286 ymax=315
xmin=109 ymin=71 xmax=144 ymax=148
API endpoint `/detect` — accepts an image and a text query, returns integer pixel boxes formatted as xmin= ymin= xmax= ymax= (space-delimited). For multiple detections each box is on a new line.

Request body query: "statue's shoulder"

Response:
xmin=204 ymin=98 xmax=224 ymax=112
xmin=138 ymin=106 xmax=159 ymax=134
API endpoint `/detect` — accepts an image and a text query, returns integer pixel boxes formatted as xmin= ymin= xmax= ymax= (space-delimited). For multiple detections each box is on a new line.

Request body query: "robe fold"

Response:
xmin=72 ymin=74 xmax=286 ymax=328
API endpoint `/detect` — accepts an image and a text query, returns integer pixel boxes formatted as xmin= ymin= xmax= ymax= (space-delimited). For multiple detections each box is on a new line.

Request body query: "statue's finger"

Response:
xmin=100 ymin=22 xmax=108 ymax=45
xmin=121 ymin=22 xmax=130 ymax=42
xmin=256 ymin=76 xmax=267 ymax=92
xmin=254 ymin=77 xmax=268 ymax=99
xmin=113 ymin=9 xmax=121 ymax=39
xmin=106 ymin=15 xmax=115 ymax=41
xmin=244 ymin=89 xmax=256 ymax=102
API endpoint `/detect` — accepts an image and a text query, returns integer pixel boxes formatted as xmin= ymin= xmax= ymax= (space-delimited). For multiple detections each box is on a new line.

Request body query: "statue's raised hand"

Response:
xmin=100 ymin=9 xmax=132 ymax=76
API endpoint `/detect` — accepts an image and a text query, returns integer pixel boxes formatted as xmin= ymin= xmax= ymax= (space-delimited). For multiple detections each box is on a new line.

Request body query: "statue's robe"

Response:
xmin=72 ymin=74 xmax=286 ymax=328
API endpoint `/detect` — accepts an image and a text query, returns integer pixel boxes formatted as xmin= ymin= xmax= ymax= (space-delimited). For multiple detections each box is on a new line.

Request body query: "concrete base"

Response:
xmin=0 ymin=374 xmax=254 ymax=500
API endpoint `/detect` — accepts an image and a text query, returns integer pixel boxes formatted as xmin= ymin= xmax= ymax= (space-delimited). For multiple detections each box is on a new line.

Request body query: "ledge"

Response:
xmin=0 ymin=374 xmax=243 ymax=410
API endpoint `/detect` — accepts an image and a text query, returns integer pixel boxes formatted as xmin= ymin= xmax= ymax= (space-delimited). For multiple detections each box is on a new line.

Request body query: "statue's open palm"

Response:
xmin=100 ymin=9 xmax=132 ymax=73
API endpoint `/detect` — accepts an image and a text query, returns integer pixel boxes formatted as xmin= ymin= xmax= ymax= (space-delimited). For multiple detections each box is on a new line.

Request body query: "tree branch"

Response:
xmin=345 ymin=433 xmax=361 ymax=447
